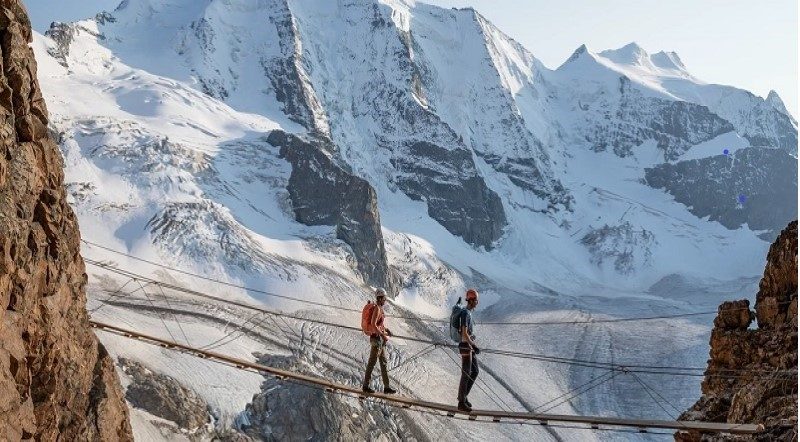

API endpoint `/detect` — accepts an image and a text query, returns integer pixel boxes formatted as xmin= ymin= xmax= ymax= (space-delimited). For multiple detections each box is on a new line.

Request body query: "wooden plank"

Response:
xmin=90 ymin=321 xmax=763 ymax=435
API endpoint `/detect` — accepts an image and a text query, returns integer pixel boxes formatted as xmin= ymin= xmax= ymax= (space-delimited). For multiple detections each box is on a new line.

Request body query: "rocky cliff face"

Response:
xmin=676 ymin=221 xmax=798 ymax=441
xmin=0 ymin=1 xmax=131 ymax=440
xmin=268 ymin=130 xmax=399 ymax=295
xmin=582 ymin=75 xmax=735 ymax=161
xmin=120 ymin=358 xmax=210 ymax=431
xmin=645 ymin=148 xmax=797 ymax=239
xmin=238 ymin=354 xmax=427 ymax=442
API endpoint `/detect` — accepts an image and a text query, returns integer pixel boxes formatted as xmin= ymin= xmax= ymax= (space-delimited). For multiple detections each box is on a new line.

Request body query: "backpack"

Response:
xmin=449 ymin=297 xmax=465 ymax=343
xmin=361 ymin=301 xmax=377 ymax=335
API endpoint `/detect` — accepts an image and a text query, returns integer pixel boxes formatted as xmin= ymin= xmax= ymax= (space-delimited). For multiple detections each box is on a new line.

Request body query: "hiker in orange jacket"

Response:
xmin=362 ymin=288 xmax=397 ymax=394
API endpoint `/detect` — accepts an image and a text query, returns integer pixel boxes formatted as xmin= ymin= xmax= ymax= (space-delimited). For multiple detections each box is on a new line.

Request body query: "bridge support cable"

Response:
xmin=538 ymin=370 xmax=625 ymax=414
xmin=83 ymin=260 xmax=798 ymax=383
xmin=133 ymin=278 xmax=180 ymax=345
xmin=627 ymin=371 xmax=700 ymax=434
xmin=630 ymin=372 xmax=686 ymax=418
xmin=388 ymin=343 xmax=439 ymax=373
xmin=155 ymin=283 xmax=192 ymax=346
xmin=533 ymin=370 xmax=616 ymax=413
xmin=198 ymin=309 xmax=265 ymax=351
xmin=80 ymin=242 xmax=772 ymax=326
xmin=88 ymin=277 xmax=136 ymax=314
xmin=88 ymin=320 xmax=763 ymax=435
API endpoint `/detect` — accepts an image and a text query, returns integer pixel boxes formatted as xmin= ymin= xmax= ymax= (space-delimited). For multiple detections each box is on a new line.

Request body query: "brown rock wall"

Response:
xmin=676 ymin=221 xmax=798 ymax=441
xmin=0 ymin=1 xmax=132 ymax=440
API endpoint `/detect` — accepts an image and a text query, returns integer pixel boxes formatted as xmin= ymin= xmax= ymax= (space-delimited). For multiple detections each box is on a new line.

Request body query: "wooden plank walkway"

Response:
xmin=90 ymin=320 xmax=763 ymax=435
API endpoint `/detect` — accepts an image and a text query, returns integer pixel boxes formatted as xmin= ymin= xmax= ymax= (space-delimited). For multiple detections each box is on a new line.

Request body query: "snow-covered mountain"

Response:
xmin=30 ymin=0 xmax=797 ymax=440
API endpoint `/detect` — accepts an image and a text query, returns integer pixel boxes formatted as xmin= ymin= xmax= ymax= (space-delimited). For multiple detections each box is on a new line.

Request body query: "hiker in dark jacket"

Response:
xmin=457 ymin=289 xmax=480 ymax=411
xmin=362 ymin=288 xmax=397 ymax=394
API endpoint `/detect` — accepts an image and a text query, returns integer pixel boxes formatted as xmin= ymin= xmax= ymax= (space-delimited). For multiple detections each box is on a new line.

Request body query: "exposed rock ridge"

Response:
xmin=120 ymin=358 xmax=210 ymax=431
xmin=0 ymin=1 xmax=132 ymax=440
xmin=261 ymin=0 xmax=330 ymax=134
xmin=645 ymin=148 xmax=797 ymax=239
xmin=463 ymin=11 xmax=572 ymax=211
xmin=44 ymin=13 xmax=113 ymax=68
xmin=268 ymin=130 xmax=399 ymax=295
xmin=284 ymin=0 xmax=509 ymax=249
xmin=587 ymin=76 xmax=734 ymax=160
xmin=676 ymin=221 xmax=798 ymax=441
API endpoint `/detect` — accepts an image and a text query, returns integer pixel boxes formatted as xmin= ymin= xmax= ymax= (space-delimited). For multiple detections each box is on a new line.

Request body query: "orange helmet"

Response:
xmin=465 ymin=289 xmax=479 ymax=302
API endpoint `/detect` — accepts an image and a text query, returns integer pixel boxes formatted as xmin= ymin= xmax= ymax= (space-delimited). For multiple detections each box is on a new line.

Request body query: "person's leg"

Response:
xmin=465 ymin=353 xmax=479 ymax=398
xmin=378 ymin=339 xmax=390 ymax=387
xmin=363 ymin=337 xmax=379 ymax=389
xmin=457 ymin=343 xmax=472 ymax=404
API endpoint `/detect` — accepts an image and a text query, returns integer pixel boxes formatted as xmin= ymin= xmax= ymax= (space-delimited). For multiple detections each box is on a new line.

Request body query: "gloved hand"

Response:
xmin=471 ymin=345 xmax=481 ymax=355
xmin=385 ymin=328 xmax=393 ymax=337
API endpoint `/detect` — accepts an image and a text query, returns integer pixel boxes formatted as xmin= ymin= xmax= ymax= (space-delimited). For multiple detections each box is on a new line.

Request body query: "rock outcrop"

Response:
xmin=268 ymin=130 xmax=399 ymax=295
xmin=392 ymin=139 xmax=509 ymax=248
xmin=120 ymin=358 xmax=210 ymax=431
xmin=0 ymin=2 xmax=132 ymax=440
xmin=645 ymin=148 xmax=797 ymax=239
xmin=586 ymin=77 xmax=735 ymax=161
xmin=580 ymin=221 xmax=655 ymax=274
xmin=238 ymin=355 xmax=426 ymax=441
xmin=676 ymin=221 xmax=798 ymax=441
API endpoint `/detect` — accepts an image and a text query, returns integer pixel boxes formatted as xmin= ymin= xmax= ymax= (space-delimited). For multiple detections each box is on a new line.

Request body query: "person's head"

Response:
xmin=375 ymin=288 xmax=387 ymax=306
xmin=465 ymin=289 xmax=479 ymax=310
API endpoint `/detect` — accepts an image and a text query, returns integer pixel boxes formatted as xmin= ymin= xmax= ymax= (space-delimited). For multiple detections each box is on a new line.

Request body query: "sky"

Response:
xmin=24 ymin=0 xmax=798 ymax=117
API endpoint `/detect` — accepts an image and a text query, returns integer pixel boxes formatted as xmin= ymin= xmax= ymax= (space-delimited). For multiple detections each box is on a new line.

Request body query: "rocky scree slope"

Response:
xmin=0 ymin=1 xmax=131 ymax=440
xmin=676 ymin=221 xmax=798 ymax=441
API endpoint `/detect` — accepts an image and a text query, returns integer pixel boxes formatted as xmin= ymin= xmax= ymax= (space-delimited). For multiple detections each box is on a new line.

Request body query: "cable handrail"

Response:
xmin=80 ymin=239 xmax=775 ymax=326
xmin=84 ymin=260 xmax=797 ymax=380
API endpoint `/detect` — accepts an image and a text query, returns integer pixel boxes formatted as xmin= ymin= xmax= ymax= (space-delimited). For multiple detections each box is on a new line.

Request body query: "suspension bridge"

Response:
xmin=81 ymin=240 xmax=788 ymax=436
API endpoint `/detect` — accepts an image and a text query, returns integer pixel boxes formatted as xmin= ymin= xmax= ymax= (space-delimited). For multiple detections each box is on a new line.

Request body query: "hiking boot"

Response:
xmin=362 ymin=386 xmax=375 ymax=394
xmin=383 ymin=387 xmax=397 ymax=394
xmin=457 ymin=401 xmax=472 ymax=412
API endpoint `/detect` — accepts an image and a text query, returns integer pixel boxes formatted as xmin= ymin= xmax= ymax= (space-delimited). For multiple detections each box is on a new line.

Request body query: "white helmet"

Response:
xmin=375 ymin=288 xmax=387 ymax=299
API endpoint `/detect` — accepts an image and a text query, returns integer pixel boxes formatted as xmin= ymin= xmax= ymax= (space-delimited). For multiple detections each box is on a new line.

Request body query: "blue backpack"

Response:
xmin=449 ymin=297 xmax=465 ymax=343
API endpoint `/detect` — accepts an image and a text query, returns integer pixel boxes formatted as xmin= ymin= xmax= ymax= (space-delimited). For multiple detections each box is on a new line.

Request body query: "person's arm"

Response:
xmin=459 ymin=313 xmax=475 ymax=346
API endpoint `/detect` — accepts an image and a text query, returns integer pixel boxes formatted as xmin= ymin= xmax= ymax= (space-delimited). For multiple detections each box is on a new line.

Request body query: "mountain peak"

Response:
xmin=598 ymin=44 xmax=692 ymax=77
xmin=620 ymin=41 xmax=645 ymax=53
xmin=559 ymin=44 xmax=591 ymax=68
xmin=766 ymin=90 xmax=791 ymax=117
xmin=599 ymin=42 xmax=648 ymax=65
xmin=651 ymin=50 xmax=687 ymax=72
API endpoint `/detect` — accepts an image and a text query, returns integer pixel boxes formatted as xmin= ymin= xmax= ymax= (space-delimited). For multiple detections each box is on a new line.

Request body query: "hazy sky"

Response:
xmin=24 ymin=0 xmax=797 ymax=116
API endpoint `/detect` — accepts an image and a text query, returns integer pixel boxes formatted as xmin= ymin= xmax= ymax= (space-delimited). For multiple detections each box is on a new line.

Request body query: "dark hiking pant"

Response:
xmin=457 ymin=342 xmax=479 ymax=403
xmin=363 ymin=335 xmax=390 ymax=388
